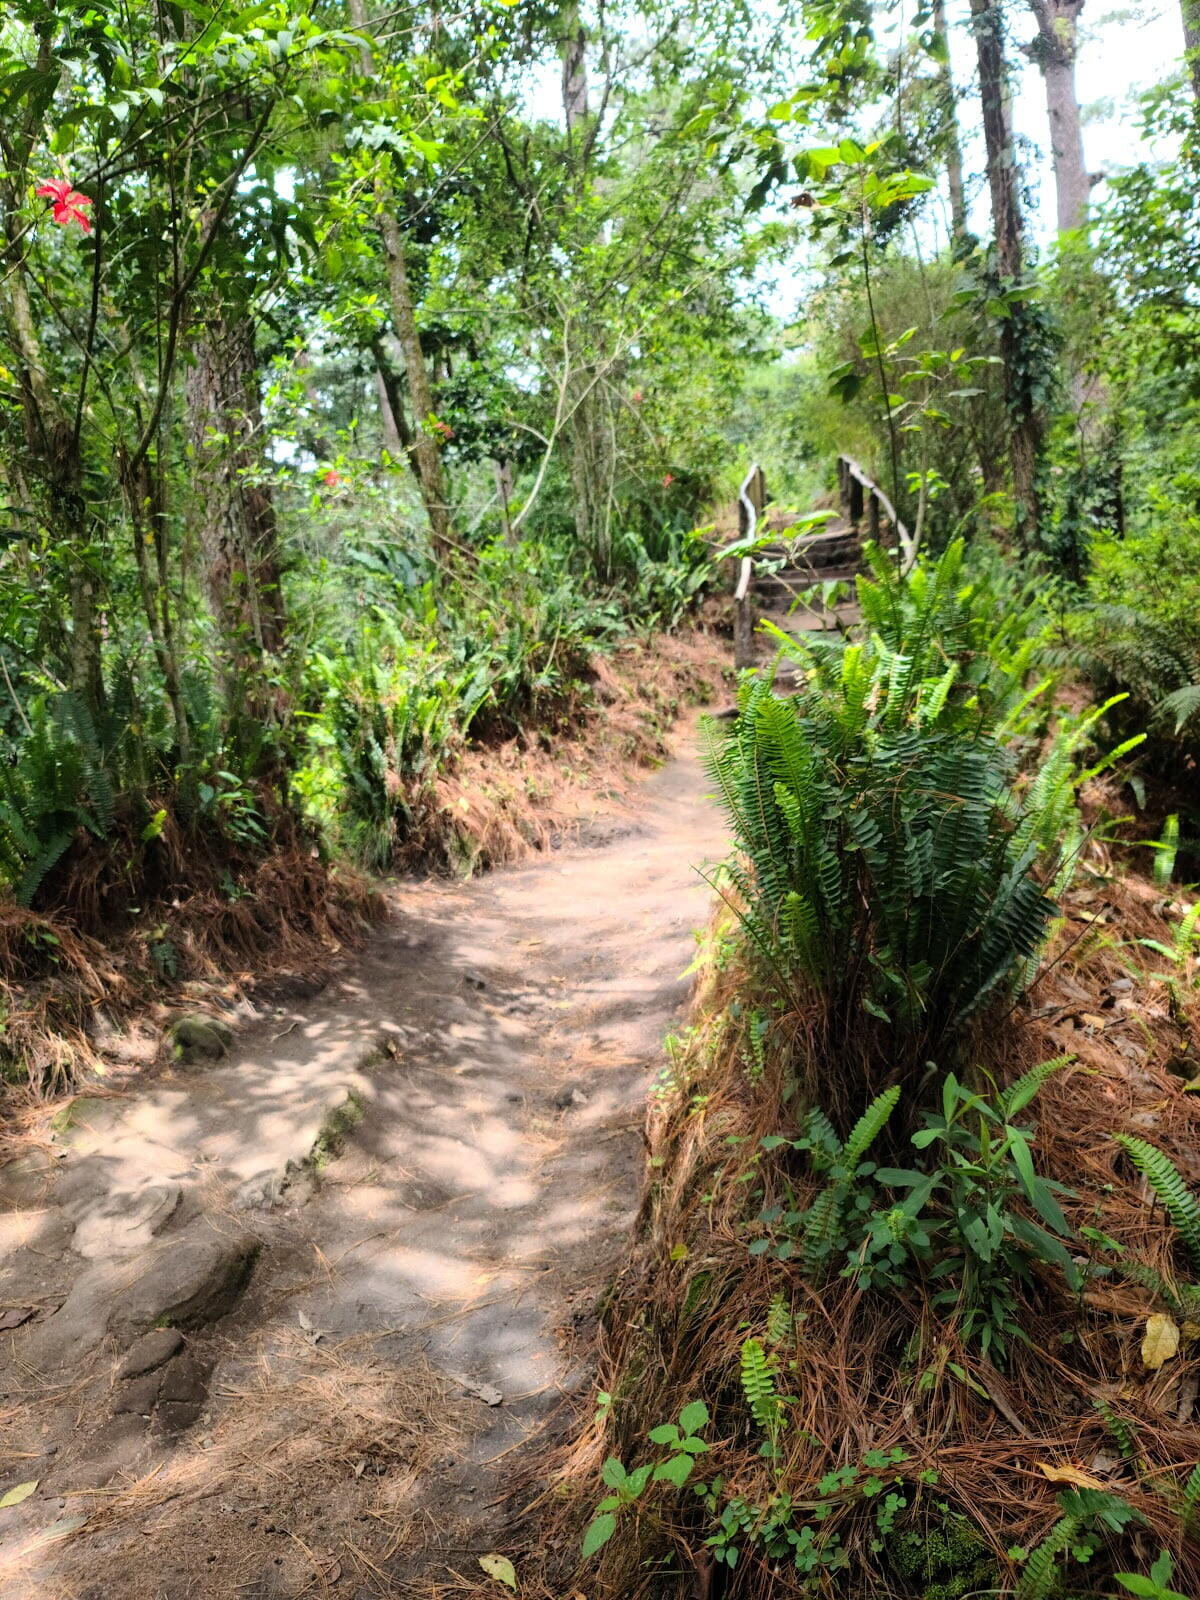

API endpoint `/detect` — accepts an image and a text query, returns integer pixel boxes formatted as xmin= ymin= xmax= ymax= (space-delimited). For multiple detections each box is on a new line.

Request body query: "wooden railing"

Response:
xmin=836 ymin=455 xmax=917 ymax=574
xmin=727 ymin=457 xmax=917 ymax=670
xmin=733 ymin=464 xmax=766 ymax=669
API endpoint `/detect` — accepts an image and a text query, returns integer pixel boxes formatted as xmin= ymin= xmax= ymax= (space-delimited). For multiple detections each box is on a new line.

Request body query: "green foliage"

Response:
xmin=1075 ymin=507 xmax=1200 ymax=770
xmin=705 ymin=543 xmax=1089 ymax=1107
xmin=755 ymin=1064 xmax=1076 ymax=1360
xmin=1015 ymin=1490 xmax=1140 ymax=1600
xmin=1114 ymin=1136 xmax=1200 ymax=1274
xmin=891 ymin=1512 xmax=996 ymax=1600
xmin=695 ymin=1445 xmax=910 ymax=1577
xmin=0 ymin=696 xmax=116 ymax=906
xmin=581 ymin=1401 xmax=710 ymax=1559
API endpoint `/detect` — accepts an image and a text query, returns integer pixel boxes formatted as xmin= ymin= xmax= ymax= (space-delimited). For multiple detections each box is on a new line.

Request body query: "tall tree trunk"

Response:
xmin=379 ymin=211 xmax=452 ymax=559
xmin=968 ymin=0 xmax=1043 ymax=543
xmin=1183 ymin=0 xmax=1200 ymax=104
xmin=1026 ymin=0 xmax=1090 ymax=233
xmin=347 ymin=0 xmax=452 ymax=560
xmin=186 ymin=310 xmax=286 ymax=743
xmin=932 ymin=0 xmax=969 ymax=250
xmin=556 ymin=5 xmax=614 ymax=572
xmin=561 ymin=4 xmax=589 ymax=135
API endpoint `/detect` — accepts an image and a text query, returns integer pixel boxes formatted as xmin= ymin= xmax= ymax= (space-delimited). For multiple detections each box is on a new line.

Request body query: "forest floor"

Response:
xmin=0 ymin=710 xmax=727 ymax=1599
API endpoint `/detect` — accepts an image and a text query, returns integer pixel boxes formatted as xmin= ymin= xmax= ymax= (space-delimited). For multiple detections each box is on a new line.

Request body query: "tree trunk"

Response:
xmin=968 ymin=0 xmax=1043 ymax=544
xmin=1184 ymin=0 xmax=1200 ymax=103
xmin=932 ymin=0 xmax=969 ymax=250
xmin=1026 ymin=0 xmax=1089 ymax=233
xmin=186 ymin=310 xmax=286 ymax=740
xmin=379 ymin=210 xmax=452 ymax=559
xmin=561 ymin=4 xmax=589 ymax=135
xmin=557 ymin=3 xmax=614 ymax=571
xmin=347 ymin=0 xmax=452 ymax=561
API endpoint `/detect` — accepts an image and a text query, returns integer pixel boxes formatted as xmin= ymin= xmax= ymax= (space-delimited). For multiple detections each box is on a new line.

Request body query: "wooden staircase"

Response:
xmin=730 ymin=458 xmax=915 ymax=666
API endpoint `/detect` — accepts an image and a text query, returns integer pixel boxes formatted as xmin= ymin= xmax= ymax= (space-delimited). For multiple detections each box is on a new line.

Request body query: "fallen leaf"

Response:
xmin=1037 ymin=1462 xmax=1108 ymax=1490
xmin=1142 ymin=1312 xmax=1181 ymax=1370
xmin=0 ymin=1307 xmax=34 ymax=1331
xmin=0 ymin=1480 xmax=37 ymax=1508
xmin=479 ymin=1553 xmax=518 ymax=1591
xmin=23 ymin=1515 xmax=88 ymax=1550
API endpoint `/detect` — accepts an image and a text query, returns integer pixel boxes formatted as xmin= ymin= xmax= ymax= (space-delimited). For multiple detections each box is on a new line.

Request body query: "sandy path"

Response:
xmin=0 ymin=722 xmax=725 ymax=1599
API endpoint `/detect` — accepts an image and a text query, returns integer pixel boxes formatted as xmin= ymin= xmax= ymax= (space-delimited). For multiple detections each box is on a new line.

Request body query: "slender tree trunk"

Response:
xmin=1183 ymin=0 xmax=1200 ymax=104
xmin=968 ymin=0 xmax=1043 ymax=543
xmin=347 ymin=0 xmax=452 ymax=560
xmin=120 ymin=448 xmax=193 ymax=771
xmin=186 ymin=310 xmax=286 ymax=745
xmin=932 ymin=0 xmax=969 ymax=250
xmin=1026 ymin=0 xmax=1089 ymax=233
xmin=556 ymin=6 xmax=615 ymax=572
xmin=561 ymin=4 xmax=589 ymax=135
xmin=378 ymin=210 xmax=452 ymax=558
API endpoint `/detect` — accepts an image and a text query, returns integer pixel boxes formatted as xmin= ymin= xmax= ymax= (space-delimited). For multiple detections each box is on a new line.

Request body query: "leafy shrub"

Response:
xmin=706 ymin=540 xmax=1126 ymax=1120
xmin=0 ymin=695 xmax=116 ymax=906
xmin=307 ymin=634 xmax=490 ymax=870
xmin=1078 ymin=502 xmax=1200 ymax=763
xmin=753 ymin=1063 xmax=1077 ymax=1360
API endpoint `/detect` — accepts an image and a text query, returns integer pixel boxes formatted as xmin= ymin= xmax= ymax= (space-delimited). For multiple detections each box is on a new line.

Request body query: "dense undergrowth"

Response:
xmin=552 ymin=544 xmax=1200 ymax=1600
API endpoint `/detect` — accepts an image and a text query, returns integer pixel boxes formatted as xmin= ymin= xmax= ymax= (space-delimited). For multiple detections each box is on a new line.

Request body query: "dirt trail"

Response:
xmin=0 ymin=722 xmax=725 ymax=1599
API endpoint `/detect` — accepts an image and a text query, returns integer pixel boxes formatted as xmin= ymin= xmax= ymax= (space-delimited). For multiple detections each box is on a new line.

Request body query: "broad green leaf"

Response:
xmin=677 ymin=1400 xmax=709 ymax=1434
xmin=581 ymin=1512 xmax=617 ymax=1558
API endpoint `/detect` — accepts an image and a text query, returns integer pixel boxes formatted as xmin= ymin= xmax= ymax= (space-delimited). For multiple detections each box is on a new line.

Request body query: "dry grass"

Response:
xmin=532 ymin=834 xmax=1200 ymax=1599
xmin=2 ymin=1329 xmax=459 ymax=1600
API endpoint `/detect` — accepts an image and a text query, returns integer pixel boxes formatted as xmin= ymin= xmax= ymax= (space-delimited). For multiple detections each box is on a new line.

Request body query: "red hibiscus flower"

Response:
xmin=431 ymin=419 xmax=454 ymax=441
xmin=662 ymin=473 xmax=675 ymax=487
xmin=321 ymin=469 xmax=344 ymax=487
xmin=36 ymin=179 xmax=92 ymax=233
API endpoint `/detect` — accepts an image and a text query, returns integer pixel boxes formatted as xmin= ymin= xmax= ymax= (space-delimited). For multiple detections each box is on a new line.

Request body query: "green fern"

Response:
xmin=705 ymin=542 xmax=1086 ymax=1116
xmin=740 ymin=1337 xmax=782 ymax=1434
xmin=842 ymin=1086 xmax=902 ymax=1168
xmin=1016 ymin=1513 xmax=1082 ymax=1600
xmin=1115 ymin=1135 xmax=1200 ymax=1272
xmin=765 ymin=1293 xmax=793 ymax=1345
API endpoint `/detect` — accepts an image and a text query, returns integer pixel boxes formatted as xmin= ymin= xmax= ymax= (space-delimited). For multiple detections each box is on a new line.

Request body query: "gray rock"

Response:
xmin=117 ymin=1326 xmax=184 ymax=1379
xmin=552 ymin=1083 xmax=590 ymax=1110
xmin=158 ymin=1353 xmax=207 ymax=1407
xmin=73 ymin=1181 xmax=182 ymax=1261
xmin=171 ymin=1015 xmax=233 ymax=1064
xmin=112 ymin=1371 xmax=161 ymax=1416
xmin=156 ymin=1400 xmax=203 ymax=1436
xmin=107 ymin=1227 xmax=259 ymax=1338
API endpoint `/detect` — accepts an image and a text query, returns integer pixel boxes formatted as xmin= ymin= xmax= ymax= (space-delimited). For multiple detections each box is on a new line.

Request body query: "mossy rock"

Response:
xmin=171 ymin=1014 xmax=233 ymax=1063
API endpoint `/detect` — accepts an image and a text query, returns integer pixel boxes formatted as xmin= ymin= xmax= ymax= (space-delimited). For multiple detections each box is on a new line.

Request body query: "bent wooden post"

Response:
xmin=734 ymin=464 xmax=766 ymax=670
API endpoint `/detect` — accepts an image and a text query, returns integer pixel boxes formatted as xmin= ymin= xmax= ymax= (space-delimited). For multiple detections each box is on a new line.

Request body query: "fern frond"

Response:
xmin=1115 ymin=1135 xmax=1200 ymax=1272
xmin=842 ymin=1085 xmax=902 ymax=1168
xmin=740 ymin=1337 xmax=781 ymax=1433
xmin=1015 ymin=1515 xmax=1080 ymax=1600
